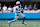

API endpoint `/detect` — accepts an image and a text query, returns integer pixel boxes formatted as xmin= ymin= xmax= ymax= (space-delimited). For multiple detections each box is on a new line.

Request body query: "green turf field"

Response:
xmin=0 ymin=20 xmax=40 ymax=27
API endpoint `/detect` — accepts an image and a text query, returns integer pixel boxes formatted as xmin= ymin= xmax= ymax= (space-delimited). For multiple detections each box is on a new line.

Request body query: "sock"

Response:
xmin=10 ymin=19 xmax=16 ymax=23
xmin=22 ymin=17 xmax=25 ymax=23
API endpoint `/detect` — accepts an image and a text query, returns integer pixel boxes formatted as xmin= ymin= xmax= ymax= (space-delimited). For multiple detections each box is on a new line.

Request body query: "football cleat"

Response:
xmin=8 ymin=21 xmax=11 ymax=26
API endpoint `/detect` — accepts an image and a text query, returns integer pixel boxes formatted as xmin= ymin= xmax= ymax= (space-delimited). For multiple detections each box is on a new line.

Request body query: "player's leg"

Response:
xmin=19 ymin=13 xmax=27 ymax=25
xmin=8 ymin=19 xmax=15 ymax=26
xmin=8 ymin=16 xmax=18 ymax=26
xmin=10 ymin=16 xmax=18 ymax=23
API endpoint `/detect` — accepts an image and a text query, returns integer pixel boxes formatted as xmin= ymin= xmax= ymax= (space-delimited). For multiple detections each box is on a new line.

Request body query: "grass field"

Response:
xmin=0 ymin=20 xmax=40 ymax=27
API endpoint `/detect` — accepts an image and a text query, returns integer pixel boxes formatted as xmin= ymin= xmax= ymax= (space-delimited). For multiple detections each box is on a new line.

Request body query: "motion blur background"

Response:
xmin=0 ymin=0 xmax=40 ymax=19
xmin=0 ymin=0 xmax=40 ymax=27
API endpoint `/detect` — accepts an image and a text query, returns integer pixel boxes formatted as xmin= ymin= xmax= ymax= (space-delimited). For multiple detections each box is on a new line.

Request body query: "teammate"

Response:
xmin=8 ymin=1 xmax=27 ymax=26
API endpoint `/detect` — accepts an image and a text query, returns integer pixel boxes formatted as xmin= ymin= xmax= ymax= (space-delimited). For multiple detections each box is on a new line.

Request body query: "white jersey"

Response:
xmin=13 ymin=6 xmax=20 ymax=13
xmin=13 ymin=7 xmax=16 ymax=12
xmin=2 ymin=6 xmax=7 ymax=10
xmin=8 ymin=7 xmax=12 ymax=11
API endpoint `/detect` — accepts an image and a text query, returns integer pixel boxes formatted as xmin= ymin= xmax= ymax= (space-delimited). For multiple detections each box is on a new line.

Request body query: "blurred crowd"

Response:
xmin=0 ymin=3 xmax=40 ymax=13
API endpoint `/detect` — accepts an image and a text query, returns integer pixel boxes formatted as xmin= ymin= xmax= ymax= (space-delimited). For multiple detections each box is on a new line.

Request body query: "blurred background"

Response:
xmin=0 ymin=0 xmax=40 ymax=27
xmin=0 ymin=0 xmax=40 ymax=19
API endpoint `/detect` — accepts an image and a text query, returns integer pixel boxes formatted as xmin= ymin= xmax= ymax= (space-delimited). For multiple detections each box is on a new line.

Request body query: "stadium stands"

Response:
xmin=0 ymin=3 xmax=39 ymax=13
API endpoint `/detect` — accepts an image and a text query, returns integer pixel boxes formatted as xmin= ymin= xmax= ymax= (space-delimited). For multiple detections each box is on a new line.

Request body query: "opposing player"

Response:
xmin=8 ymin=1 xmax=27 ymax=26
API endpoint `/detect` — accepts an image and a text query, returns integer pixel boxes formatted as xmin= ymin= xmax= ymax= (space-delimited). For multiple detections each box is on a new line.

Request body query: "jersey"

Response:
xmin=15 ymin=6 xmax=21 ymax=16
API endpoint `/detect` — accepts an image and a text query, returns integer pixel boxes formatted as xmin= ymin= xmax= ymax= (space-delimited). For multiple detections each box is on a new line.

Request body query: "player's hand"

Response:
xmin=20 ymin=9 xmax=23 ymax=12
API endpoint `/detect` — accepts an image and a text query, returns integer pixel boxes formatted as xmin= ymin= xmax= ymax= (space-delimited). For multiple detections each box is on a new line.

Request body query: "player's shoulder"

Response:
xmin=16 ymin=6 xmax=19 ymax=8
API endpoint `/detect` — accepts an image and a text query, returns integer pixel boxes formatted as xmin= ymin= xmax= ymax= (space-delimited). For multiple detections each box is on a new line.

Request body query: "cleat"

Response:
xmin=24 ymin=23 xmax=27 ymax=25
xmin=22 ymin=22 xmax=27 ymax=25
xmin=8 ymin=21 xmax=11 ymax=26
